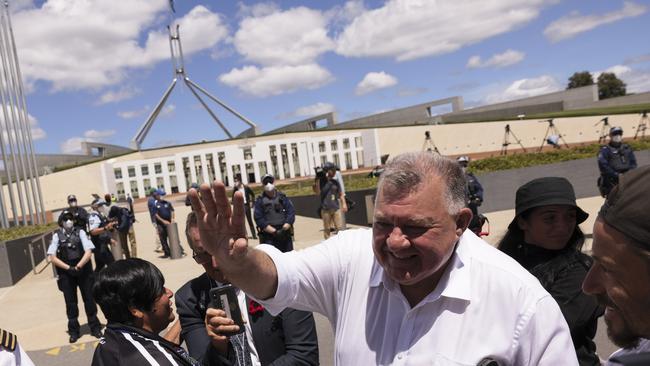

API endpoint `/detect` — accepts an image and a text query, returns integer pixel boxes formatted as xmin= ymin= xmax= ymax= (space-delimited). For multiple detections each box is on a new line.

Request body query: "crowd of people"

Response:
xmin=3 ymin=126 xmax=648 ymax=366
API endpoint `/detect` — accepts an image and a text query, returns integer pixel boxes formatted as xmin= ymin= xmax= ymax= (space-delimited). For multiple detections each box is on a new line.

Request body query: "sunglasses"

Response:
xmin=192 ymin=251 xmax=212 ymax=265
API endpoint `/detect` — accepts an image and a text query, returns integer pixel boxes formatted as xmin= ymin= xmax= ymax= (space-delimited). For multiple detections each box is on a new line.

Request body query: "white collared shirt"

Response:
xmin=255 ymin=228 xmax=577 ymax=366
xmin=607 ymin=338 xmax=650 ymax=365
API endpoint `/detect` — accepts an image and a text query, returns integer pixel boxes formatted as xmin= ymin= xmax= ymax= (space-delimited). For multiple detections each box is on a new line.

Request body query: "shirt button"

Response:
xmin=397 ymin=354 xmax=403 ymax=360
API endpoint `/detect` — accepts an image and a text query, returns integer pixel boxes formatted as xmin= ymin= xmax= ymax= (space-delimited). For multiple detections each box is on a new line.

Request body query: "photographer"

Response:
xmin=313 ymin=162 xmax=347 ymax=239
xmin=88 ymin=198 xmax=117 ymax=272
xmin=108 ymin=205 xmax=137 ymax=259
xmin=254 ymin=174 xmax=295 ymax=252
xmin=47 ymin=211 xmax=102 ymax=343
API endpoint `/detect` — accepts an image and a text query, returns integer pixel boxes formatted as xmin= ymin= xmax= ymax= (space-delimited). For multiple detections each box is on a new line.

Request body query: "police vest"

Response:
xmin=56 ymin=228 xmax=84 ymax=265
xmin=605 ymin=144 xmax=634 ymax=173
xmin=259 ymin=194 xmax=288 ymax=226
xmin=88 ymin=212 xmax=111 ymax=245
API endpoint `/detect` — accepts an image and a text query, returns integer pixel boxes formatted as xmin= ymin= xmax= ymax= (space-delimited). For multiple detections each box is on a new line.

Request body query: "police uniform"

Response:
xmin=464 ymin=171 xmax=484 ymax=233
xmin=253 ymin=191 xmax=295 ymax=252
xmin=57 ymin=206 xmax=88 ymax=231
xmin=47 ymin=227 xmax=102 ymax=341
xmin=88 ymin=210 xmax=115 ymax=272
xmin=154 ymin=199 xmax=175 ymax=257
xmin=598 ymin=142 xmax=637 ymax=197
xmin=0 ymin=329 xmax=35 ymax=366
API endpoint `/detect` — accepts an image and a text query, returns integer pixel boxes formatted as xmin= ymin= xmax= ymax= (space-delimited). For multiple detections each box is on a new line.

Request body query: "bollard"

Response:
xmin=110 ymin=230 xmax=124 ymax=260
xmin=167 ymin=222 xmax=182 ymax=259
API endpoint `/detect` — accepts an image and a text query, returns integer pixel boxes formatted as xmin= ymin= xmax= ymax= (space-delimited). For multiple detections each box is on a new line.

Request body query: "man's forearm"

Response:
xmin=77 ymin=250 xmax=93 ymax=268
xmin=220 ymin=248 xmax=278 ymax=300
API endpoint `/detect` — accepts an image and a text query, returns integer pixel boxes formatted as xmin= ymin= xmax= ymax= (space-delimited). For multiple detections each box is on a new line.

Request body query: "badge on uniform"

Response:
xmin=0 ymin=328 xmax=17 ymax=351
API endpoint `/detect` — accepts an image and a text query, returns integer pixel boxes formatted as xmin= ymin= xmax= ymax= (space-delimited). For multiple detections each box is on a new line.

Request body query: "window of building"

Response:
xmin=114 ymin=168 xmax=123 ymax=179
xmin=127 ymin=166 xmax=136 ymax=178
xmin=318 ymin=141 xmax=325 ymax=153
xmin=333 ymin=154 xmax=340 ymax=168
xmin=245 ymin=163 xmax=255 ymax=183
xmin=343 ymin=138 xmax=350 ymax=149
xmin=291 ymin=143 xmax=301 ymax=177
xmin=345 ymin=152 xmax=352 ymax=170
xmin=143 ymin=179 xmax=151 ymax=192
xmin=243 ymin=148 xmax=253 ymax=160
xmin=116 ymin=182 xmax=125 ymax=200
xmin=157 ymin=177 xmax=165 ymax=191
xmin=167 ymin=161 xmax=176 ymax=173
xmin=170 ymin=175 xmax=179 ymax=193
xmin=154 ymin=163 xmax=162 ymax=174
xmin=129 ymin=180 xmax=139 ymax=199
xmin=331 ymin=140 xmax=338 ymax=151
xmin=280 ymin=144 xmax=290 ymax=178
xmin=182 ymin=157 xmax=190 ymax=188
xmin=269 ymin=146 xmax=279 ymax=178
xmin=258 ymin=161 xmax=268 ymax=177
xmin=194 ymin=155 xmax=203 ymax=183
xmin=320 ymin=156 xmax=327 ymax=166
xmin=356 ymin=150 xmax=365 ymax=168
xmin=141 ymin=164 xmax=149 ymax=176
xmin=354 ymin=136 xmax=362 ymax=148
xmin=206 ymin=154 xmax=216 ymax=182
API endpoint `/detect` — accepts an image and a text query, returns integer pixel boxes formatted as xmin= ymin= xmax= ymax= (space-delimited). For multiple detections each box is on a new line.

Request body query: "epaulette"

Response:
xmin=0 ymin=328 xmax=17 ymax=351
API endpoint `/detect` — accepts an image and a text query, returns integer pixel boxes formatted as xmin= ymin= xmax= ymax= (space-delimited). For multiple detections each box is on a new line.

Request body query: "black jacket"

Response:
xmin=92 ymin=323 xmax=203 ymax=366
xmin=513 ymin=244 xmax=603 ymax=366
xmin=175 ymin=273 xmax=319 ymax=366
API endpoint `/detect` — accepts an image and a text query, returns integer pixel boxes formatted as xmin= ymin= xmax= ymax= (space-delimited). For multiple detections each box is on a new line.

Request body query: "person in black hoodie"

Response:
xmin=92 ymin=258 xmax=208 ymax=366
xmin=498 ymin=177 xmax=604 ymax=365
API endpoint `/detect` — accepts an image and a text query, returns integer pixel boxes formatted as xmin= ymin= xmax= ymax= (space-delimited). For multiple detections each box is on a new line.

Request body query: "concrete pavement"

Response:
xmin=0 ymin=193 xmax=617 ymax=365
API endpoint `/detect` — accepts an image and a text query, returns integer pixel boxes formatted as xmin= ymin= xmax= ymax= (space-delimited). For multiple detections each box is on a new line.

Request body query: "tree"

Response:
xmin=597 ymin=72 xmax=626 ymax=99
xmin=567 ymin=71 xmax=594 ymax=89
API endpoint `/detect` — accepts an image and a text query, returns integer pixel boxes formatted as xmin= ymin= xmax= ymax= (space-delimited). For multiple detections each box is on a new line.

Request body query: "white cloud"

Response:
xmin=233 ymin=6 xmax=334 ymax=66
xmin=596 ymin=65 xmax=650 ymax=94
xmin=281 ymin=102 xmax=335 ymax=119
xmin=336 ymin=0 xmax=551 ymax=61
xmin=467 ymin=49 xmax=525 ymax=69
xmin=0 ymin=107 xmax=45 ymax=142
xmin=61 ymin=128 xmax=116 ymax=153
xmin=544 ymin=2 xmax=647 ymax=42
xmin=14 ymin=2 xmax=228 ymax=91
xmin=485 ymin=75 xmax=561 ymax=104
xmin=355 ymin=72 xmax=398 ymax=96
xmin=160 ymin=104 xmax=176 ymax=118
xmin=219 ymin=64 xmax=333 ymax=97
xmin=96 ymin=87 xmax=140 ymax=105
xmin=237 ymin=2 xmax=280 ymax=18
xmin=118 ymin=106 xmax=149 ymax=119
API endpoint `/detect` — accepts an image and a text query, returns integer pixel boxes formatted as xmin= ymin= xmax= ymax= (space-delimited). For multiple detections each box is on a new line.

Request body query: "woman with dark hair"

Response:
xmin=498 ymin=177 xmax=603 ymax=366
xmin=91 ymin=258 xmax=201 ymax=366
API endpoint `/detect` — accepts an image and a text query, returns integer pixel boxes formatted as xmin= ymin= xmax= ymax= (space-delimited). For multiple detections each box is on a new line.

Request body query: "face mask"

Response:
xmin=264 ymin=183 xmax=275 ymax=192
xmin=64 ymin=220 xmax=74 ymax=230
xmin=611 ymin=135 xmax=622 ymax=143
xmin=69 ymin=201 xmax=77 ymax=208
xmin=461 ymin=167 xmax=467 ymax=174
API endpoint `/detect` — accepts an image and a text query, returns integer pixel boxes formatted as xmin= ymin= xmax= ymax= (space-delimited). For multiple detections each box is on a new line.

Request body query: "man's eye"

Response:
xmin=404 ymin=226 xmax=429 ymax=235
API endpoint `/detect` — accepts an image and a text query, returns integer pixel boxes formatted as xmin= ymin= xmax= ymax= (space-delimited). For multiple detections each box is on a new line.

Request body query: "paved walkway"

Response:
xmin=0 ymin=193 xmax=617 ymax=365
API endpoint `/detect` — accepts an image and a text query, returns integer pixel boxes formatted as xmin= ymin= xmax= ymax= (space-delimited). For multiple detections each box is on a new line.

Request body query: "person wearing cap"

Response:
xmin=88 ymin=198 xmax=117 ymax=272
xmin=254 ymin=174 xmax=295 ymax=252
xmin=57 ymin=194 xmax=89 ymax=231
xmin=457 ymin=156 xmax=485 ymax=235
xmin=582 ymin=165 xmax=650 ymax=365
xmin=108 ymin=205 xmax=137 ymax=259
xmin=313 ymin=162 xmax=347 ymax=239
xmin=498 ymin=177 xmax=603 ymax=365
xmin=153 ymin=189 xmax=177 ymax=258
xmin=597 ymin=126 xmax=637 ymax=197
xmin=147 ymin=187 xmax=163 ymax=253
xmin=47 ymin=210 xmax=103 ymax=343
xmin=232 ymin=175 xmax=257 ymax=240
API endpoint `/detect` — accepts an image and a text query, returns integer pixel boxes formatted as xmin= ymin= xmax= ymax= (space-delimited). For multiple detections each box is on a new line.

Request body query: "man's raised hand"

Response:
xmin=188 ymin=181 xmax=248 ymax=262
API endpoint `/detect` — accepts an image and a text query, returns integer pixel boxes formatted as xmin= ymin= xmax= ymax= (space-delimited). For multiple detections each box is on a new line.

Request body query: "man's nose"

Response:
xmin=582 ymin=265 xmax=602 ymax=295
xmin=387 ymin=228 xmax=410 ymax=250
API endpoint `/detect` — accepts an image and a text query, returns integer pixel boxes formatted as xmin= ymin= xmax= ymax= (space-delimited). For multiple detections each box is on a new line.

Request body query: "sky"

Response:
xmin=7 ymin=0 xmax=650 ymax=154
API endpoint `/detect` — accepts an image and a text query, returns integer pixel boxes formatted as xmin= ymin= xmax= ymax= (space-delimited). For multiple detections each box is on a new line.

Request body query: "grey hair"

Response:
xmin=377 ymin=152 xmax=467 ymax=215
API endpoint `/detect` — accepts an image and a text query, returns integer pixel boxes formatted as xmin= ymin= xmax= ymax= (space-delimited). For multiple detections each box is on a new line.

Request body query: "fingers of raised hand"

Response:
xmin=231 ymin=192 xmax=246 ymax=238
xmin=212 ymin=181 xmax=232 ymax=223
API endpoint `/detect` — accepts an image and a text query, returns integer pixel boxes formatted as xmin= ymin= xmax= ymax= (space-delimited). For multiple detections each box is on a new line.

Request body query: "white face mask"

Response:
xmin=64 ymin=220 xmax=74 ymax=230
xmin=264 ymin=183 xmax=275 ymax=192
xmin=69 ymin=201 xmax=77 ymax=208
xmin=611 ymin=135 xmax=622 ymax=143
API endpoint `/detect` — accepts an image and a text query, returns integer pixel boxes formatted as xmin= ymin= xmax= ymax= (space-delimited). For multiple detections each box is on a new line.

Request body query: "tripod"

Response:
xmin=634 ymin=111 xmax=648 ymax=140
xmin=422 ymin=131 xmax=440 ymax=154
xmin=500 ymin=124 xmax=527 ymax=155
xmin=595 ymin=117 xmax=610 ymax=144
xmin=538 ymin=119 xmax=569 ymax=152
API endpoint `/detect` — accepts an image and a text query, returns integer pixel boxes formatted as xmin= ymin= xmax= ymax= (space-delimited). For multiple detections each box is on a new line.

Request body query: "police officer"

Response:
xmin=254 ymin=174 xmax=296 ymax=252
xmin=598 ymin=126 xmax=637 ymax=197
xmin=457 ymin=156 xmax=485 ymax=235
xmin=57 ymin=194 xmax=88 ymax=230
xmin=88 ymin=198 xmax=116 ymax=272
xmin=153 ymin=189 xmax=175 ymax=258
xmin=47 ymin=211 xmax=102 ymax=343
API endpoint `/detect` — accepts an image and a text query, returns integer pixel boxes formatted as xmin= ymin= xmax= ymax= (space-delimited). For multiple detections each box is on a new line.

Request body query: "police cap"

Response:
xmin=67 ymin=194 xmax=77 ymax=202
xmin=323 ymin=162 xmax=337 ymax=171
xmin=609 ymin=126 xmax=623 ymax=136
xmin=261 ymin=174 xmax=275 ymax=185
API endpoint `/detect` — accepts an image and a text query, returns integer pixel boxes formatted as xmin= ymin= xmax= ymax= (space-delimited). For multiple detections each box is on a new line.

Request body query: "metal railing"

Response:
xmin=26 ymin=229 xmax=55 ymax=276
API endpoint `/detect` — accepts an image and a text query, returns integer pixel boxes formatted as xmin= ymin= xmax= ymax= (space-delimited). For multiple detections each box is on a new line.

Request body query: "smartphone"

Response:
xmin=209 ymin=284 xmax=245 ymax=334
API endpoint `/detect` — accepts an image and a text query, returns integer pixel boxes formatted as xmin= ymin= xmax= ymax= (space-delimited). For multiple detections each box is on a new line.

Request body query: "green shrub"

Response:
xmin=0 ymin=223 xmax=58 ymax=242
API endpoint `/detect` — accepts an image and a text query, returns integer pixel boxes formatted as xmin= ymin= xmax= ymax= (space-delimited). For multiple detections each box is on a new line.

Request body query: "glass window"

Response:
xmin=291 ymin=143 xmax=301 ymax=177
xmin=182 ymin=157 xmax=191 ymax=188
xmin=143 ymin=179 xmax=151 ymax=192
xmin=170 ymin=175 xmax=179 ymax=193
xmin=206 ymin=154 xmax=215 ymax=182
xmin=356 ymin=150 xmax=365 ymax=168
xmin=167 ymin=161 xmax=176 ymax=173
xmin=345 ymin=152 xmax=352 ymax=170
xmin=129 ymin=180 xmax=139 ymax=199
xmin=194 ymin=155 xmax=203 ymax=183
xmin=116 ymin=182 xmax=125 ymax=200
xmin=354 ymin=136 xmax=362 ymax=148
xmin=114 ymin=168 xmax=122 ymax=179
xmin=141 ymin=164 xmax=149 ymax=176
xmin=320 ymin=156 xmax=327 ymax=166
xmin=157 ymin=177 xmax=165 ymax=190
xmin=343 ymin=138 xmax=350 ymax=149
xmin=243 ymin=148 xmax=253 ymax=160
xmin=333 ymin=154 xmax=340 ymax=168
xmin=154 ymin=163 xmax=162 ymax=174
xmin=127 ymin=166 xmax=135 ymax=178
xmin=245 ymin=163 xmax=255 ymax=183
xmin=331 ymin=140 xmax=338 ymax=151
xmin=318 ymin=142 xmax=325 ymax=153
xmin=258 ymin=161 xmax=268 ymax=177
xmin=280 ymin=144 xmax=290 ymax=178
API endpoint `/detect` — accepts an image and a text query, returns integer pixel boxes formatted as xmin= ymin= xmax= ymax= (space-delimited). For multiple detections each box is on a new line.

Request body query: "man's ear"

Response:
xmin=455 ymin=207 xmax=473 ymax=236
xmin=517 ymin=216 xmax=528 ymax=231
xmin=129 ymin=306 xmax=145 ymax=320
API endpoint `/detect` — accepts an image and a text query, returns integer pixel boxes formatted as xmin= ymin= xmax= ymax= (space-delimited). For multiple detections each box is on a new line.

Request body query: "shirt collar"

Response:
xmin=368 ymin=231 xmax=473 ymax=303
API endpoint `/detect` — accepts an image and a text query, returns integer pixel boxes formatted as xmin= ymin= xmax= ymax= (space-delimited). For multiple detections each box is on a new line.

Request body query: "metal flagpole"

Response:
xmin=4 ymin=1 xmax=43 ymax=223
xmin=0 ymin=100 xmax=17 ymax=226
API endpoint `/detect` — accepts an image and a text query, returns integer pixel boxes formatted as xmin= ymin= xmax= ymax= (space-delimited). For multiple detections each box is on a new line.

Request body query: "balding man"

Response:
xmin=583 ymin=165 xmax=650 ymax=365
xmin=189 ymin=152 xmax=577 ymax=365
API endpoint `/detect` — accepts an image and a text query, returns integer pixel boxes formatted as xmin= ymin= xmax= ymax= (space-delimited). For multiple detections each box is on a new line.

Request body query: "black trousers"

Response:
xmin=93 ymin=242 xmax=114 ymax=273
xmin=57 ymin=265 xmax=101 ymax=335
xmin=259 ymin=226 xmax=293 ymax=252
xmin=156 ymin=223 xmax=171 ymax=256
xmin=244 ymin=204 xmax=257 ymax=239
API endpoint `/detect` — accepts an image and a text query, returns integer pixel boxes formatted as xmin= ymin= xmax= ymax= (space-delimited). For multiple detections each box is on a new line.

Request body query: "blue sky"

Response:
xmin=9 ymin=0 xmax=650 ymax=153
